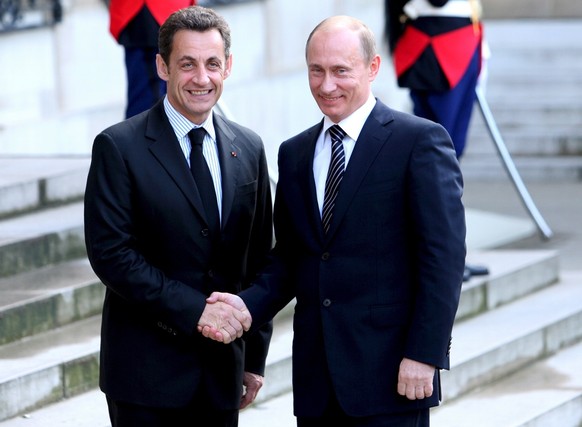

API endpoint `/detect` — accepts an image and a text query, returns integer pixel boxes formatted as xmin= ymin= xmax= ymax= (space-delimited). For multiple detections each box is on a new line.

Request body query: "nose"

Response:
xmin=192 ymin=66 xmax=210 ymax=85
xmin=320 ymin=72 xmax=337 ymax=93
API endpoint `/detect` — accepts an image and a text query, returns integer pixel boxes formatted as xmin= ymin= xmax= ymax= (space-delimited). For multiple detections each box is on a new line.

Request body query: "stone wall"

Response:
xmin=482 ymin=0 xmax=582 ymax=19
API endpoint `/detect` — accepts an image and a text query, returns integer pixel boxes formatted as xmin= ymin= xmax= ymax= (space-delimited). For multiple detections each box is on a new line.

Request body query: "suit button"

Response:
xmin=201 ymin=228 xmax=210 ymax=237
xmin=208 ymin=270 xmax=214 ymax=278
xmin=321 ymin=252 xmax=330 ymax=261
xmin=322 ymin=299 xmax=331 ymax=307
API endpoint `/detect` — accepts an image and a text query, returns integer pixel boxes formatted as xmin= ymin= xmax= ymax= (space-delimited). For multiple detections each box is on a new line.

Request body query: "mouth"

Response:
xmin=188 ymin=89 xmax=212 ymax=96
xmin=320 ymin=94 xmax=341 ymax=102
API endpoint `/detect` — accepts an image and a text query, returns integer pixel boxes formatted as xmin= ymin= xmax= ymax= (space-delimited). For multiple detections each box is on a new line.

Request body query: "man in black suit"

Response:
xmin=84 ymin=6 xmax=273 ymax=427
xmin=203 ymin=15 xmax=466 ymax=427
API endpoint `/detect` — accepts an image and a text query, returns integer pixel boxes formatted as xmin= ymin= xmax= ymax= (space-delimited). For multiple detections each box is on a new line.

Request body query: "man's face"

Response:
xmin=156 ymin=29 xmax=232 ymax=124
xmin=307 ymin=26 xmax=379 ymax=123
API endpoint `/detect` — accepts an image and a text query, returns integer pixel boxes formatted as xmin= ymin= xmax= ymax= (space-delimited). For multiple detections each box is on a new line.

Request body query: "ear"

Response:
xmin=368 ymin=54 xmax=381 ymax=82
xmin=223 ymin=54 xmax=233 ymax=79
xmin=156 ymin=54 xmax=170 ymax=82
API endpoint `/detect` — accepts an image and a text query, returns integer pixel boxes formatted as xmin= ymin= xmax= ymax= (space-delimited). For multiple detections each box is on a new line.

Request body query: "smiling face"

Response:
xmin=306 ymin=20 xmax=380 ymax=123
xmin=156 ymin=29 xmax=232 ymax=124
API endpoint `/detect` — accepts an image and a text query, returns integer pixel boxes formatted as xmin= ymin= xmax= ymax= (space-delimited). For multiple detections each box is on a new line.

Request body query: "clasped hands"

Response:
xmin=197 ymin=292 xmax=249 ymax=344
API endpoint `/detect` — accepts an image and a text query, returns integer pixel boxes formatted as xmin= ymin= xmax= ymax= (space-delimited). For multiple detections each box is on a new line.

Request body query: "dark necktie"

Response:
xmin=188 ymin=127 xmax=220 ymax=235
xmin=321 ymin=125 xmax=346 ymax=234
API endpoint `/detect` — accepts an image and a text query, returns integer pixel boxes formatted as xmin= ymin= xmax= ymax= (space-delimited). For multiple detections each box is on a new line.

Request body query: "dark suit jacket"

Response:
xmin=241 ymin=100 xmax=466 ymax=417
xmin=84 ymin=100 xmax=273 ymax=409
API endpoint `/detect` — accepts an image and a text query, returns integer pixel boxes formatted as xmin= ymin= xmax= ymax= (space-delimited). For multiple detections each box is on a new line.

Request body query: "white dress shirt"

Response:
xmin=163 ymin=96 xmax=223 ymax=221
xmin=313 ymin=93 xmax=377 ymax=216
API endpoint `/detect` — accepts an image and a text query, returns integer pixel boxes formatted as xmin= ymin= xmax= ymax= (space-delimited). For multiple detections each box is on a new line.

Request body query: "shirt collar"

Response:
xmin=322 ymin=93 xmax=376 ymax=141
xmin=163 ymin=96 xmax=217 ymax=141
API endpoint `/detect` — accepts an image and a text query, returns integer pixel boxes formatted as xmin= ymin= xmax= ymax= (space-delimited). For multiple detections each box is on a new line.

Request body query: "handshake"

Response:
xmin=197 ymin=292 xmax=251 ymax=344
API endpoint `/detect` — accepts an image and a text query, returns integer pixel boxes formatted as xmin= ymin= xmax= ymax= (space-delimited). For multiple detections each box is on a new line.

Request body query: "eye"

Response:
xmin=309 ymin=66 xmax=323 ymax=76
xmin=181 ymin=62 xmax=194 ymax=71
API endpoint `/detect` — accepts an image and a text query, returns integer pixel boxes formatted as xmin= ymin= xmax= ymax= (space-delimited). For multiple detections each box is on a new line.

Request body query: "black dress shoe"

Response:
xmin=465 ymin=263 xmax=489 ymax=276
xmin=463 ymin=267 xmax=472 ymax=282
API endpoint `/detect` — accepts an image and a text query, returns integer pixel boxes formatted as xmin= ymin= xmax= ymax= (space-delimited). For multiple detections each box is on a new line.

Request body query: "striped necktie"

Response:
xmin=321 ymin=125 xmax=346 ymax=234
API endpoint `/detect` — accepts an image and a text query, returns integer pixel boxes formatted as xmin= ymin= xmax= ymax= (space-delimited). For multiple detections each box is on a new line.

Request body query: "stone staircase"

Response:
xmin=0 ymin=159 xmax=101 ymax=421
xmin=432 ymin=270 xmax=582 ymax=427
xmin=460 ymin=19 xmax=582 ymax=182
xmin=1 ymin=159 xmax=582 ymax=426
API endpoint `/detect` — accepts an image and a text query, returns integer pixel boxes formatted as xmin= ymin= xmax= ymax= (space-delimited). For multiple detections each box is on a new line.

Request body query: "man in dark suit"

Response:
xmin=203 ymin=15 xmax=466 ymax=427
xmin=84 ymin=6 xmax=273 ymax=427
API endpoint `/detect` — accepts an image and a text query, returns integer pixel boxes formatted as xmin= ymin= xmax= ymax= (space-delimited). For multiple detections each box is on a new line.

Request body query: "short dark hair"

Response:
xmin=158 ymin=6 xmax=231 ymax=65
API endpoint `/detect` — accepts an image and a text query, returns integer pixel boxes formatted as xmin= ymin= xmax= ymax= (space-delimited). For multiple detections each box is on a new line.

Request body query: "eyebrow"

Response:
xmin=179 ymin=55 xmax=222 ymax=62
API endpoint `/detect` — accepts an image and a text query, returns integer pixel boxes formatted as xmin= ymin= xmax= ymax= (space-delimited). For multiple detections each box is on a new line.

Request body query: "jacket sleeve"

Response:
xmin=240 ymin=135 xmax=275 ymax=376
xmin=84 ymin=132 xmax=208 ymax=336
xmin=403 ymin=119 xmax=466 ymax=370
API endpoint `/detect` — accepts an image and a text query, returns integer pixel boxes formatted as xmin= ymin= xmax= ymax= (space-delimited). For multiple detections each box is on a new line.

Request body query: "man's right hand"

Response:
xmin=197 ymin=292 xmax=251 ymax=344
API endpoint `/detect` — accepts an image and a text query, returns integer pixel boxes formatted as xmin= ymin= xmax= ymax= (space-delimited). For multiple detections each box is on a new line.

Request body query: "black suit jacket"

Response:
xmin=84 ymin=100 xmax=273 ymax=409
xmin=241 ymin=100 xmax=465 ymax=417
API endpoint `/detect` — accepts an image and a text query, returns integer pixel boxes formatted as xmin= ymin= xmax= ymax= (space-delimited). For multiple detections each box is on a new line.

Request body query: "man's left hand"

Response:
xmin=397 ymin=357 xmax=435 ymax=400
xmin=240 ymin=371 xmax=264 ymax=409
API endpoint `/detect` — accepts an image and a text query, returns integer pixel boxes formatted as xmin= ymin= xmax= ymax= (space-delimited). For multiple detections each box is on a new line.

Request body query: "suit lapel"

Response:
xmin=298 ymin=124 xmax=327 ymax=242
xmin=146 ymin=102 xmax=208 ymax=223
xmin=213 ymin=113 xmax=240 ymax=227
xmin=325 ymin=101 xmax=394 ymax=240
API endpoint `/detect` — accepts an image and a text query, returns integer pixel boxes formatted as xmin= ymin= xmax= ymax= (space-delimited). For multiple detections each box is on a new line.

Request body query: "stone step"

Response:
xmin=432 ymin=342 xmax=582 ymax=426
xmin=470 ymin=20 xmax=582 ymax=161
xmin=468 ymin=135 xmax=582 ymax=158
xmin=458 ymin=250 xmax=559 ymax=320
xmin=433 ymin=325 xmax=582 ymax=427
xmin=460 ymin=154 xmax=582 ymax=182
xmin=229 ymin=339 xmax=582 ymax=427
xmin=0 ymin=202 xmax=85 ymax=278
xmin=468 ymin=109 xmax=582 ymax=154
xmin=486 ymin=48 xmax=582 ymax=68
xmin=0 ymin=258 xmax=102 ymax=346
xmin=0 ymin=158 xmax=89 ymax=219
xmin=482 ymin=20 xmax=582 ymax=51
xmin=442 ymin=270 xmax=582 ymax=402
xmin=0 ymin=306 xmax=294 ymax=423
xmin=472 ymin=98 xmax=582 ymax=123
xmin=0 ymin=316 xmax=101 ymax=422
